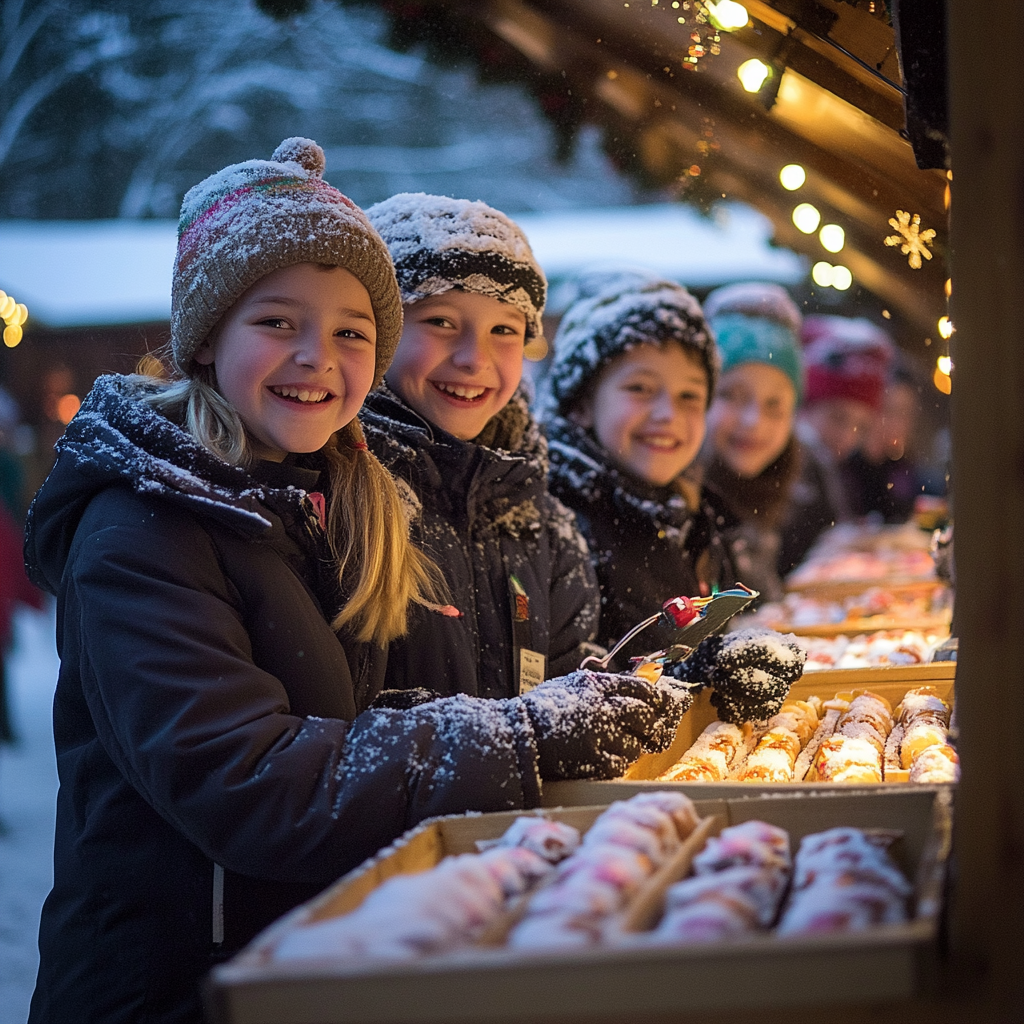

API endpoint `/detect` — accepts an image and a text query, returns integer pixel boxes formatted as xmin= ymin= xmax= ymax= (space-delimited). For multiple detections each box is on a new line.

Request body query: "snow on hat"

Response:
xmin=365 ymin=193 xmax=546 ymax=342
xmin=801 ymin=315 xmax=894 ymax=411
xmin=171 ymin=137 xmax=402 ymax=387
xmin=704 ymin=282 xmax=804 ymax=404
xmin=546 ymin=272 xmax=719 ymax=414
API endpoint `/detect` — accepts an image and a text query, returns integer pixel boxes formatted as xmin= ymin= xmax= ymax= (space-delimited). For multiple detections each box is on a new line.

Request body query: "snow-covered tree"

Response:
xmin=0 ymin=0 xmax=634 ymax=219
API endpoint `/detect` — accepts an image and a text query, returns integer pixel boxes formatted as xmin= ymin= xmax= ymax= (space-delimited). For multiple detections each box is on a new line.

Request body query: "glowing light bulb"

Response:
xmin=945 ymin=278 xmax=952 ymax=297
xmin=3 ymin=324 xmax=22 ymax=348
xmin=707 ymin=2 xmax=748 ymax=30
xmin=0 ymin=295 xmax=14 ymax=320
xmin=56 ymin=394 xmax=81 ymax=425
xmin=524 ymin=336 xmax=549 ymax=362
xmin=12 ymin=303 xmax=27 ymax=326
xmin=792 ymin=203 xmax=821 ymax=234
xmin=938 ymin=316 xmax=954 ymax=339
xmin=779 ymin=164 xmax=806 ymax=190
xmin=937 ymin=355 xmax=953 ymax=375
xmin=737 ymin=58 xmax=770 ymax=93
xmin=831 ymin=265 xmax=853 ymax=290
xmin=819 ymin=224 xmax=845 ymax=253
xmin=811 ymin=262 xmax=834 ymax=287
xmin=933 ymin=367 xmax=951 ymax=394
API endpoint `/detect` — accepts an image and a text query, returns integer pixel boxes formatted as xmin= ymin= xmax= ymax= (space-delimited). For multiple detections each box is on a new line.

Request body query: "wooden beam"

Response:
xmin=946 ymin=0 xmax=1024 ymax=1013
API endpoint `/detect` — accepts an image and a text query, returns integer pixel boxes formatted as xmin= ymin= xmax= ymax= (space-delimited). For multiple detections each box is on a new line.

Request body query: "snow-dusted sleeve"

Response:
xmin=543 ymin=494 xmax=604 ymax=676
xmin=65 ymin=498 xmax=541 ymax=888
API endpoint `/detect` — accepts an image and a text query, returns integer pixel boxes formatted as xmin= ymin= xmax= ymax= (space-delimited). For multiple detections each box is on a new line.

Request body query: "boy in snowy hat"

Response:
xmin=780 ymin=314 xmax=894 ymax=571
xmin=362 ymin=193 xmax=601 ymax=699
xmin=541 ymin=272 xmax=737 ymax=662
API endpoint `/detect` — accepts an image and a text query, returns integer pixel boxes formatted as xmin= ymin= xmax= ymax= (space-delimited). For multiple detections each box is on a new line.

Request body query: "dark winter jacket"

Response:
xmin=841 ymin=448 xmax=920 ymax=524
xmin=24 ymin=375 xmax=541 ymax=1024
xmin=702 ymin=437 xmax=801 ymax=605
xmin=545 ymin=415 xmax=737 ymax=666
xmin=361 ymin=386 xmax=601 ymax=699
xmin=778 ymin=420 xmax=853 ymax=575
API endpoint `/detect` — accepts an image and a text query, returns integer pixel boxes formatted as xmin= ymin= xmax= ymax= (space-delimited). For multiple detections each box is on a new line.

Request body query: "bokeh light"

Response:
xmin=793 ymin=203 xmax=821 ymax=234
xmin=708 ymin=2 xmax=749 ymax=31
xmin=819 ymin=224 xmax=845 ymax=253
xmin=779 ymin=164 xmax=806 ymax=190
xmin=737 ymin=58 xmax=770 ymax=93
xmin=830 ymin=265 xmax=853 ymax=290
xmin=811 ymin=262 xmax=834 ymax=287
xmin=56 ymin=394 xmax=82 ymax=424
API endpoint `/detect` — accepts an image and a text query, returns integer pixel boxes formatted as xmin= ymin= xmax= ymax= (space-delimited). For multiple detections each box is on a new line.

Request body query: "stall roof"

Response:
xmin=351 ymin=0 xmax=948 ymax=338
xmin=0 ymin=205 xmax=802 ymax=328
xmin=0 ymin=220 xmax=177 ymax=327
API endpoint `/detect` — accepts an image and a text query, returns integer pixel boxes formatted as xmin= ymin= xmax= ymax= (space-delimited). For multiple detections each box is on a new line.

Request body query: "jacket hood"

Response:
xmin=362 ymin=385 xmax=551 ymax=541
xmin=545 ymin=413 xmax=698 ymax=539
xmin=25 ymin=374 xmax=308 ymax=593
xmin=363 ymin=383 xmax=545 ymax=461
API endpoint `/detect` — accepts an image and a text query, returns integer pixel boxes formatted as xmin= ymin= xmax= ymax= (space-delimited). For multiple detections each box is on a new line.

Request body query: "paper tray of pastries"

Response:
xmin=207 ymin=788 xmax=951 ymax=1024
xmin=543 ymin=662 xmax=955 ymax=804
xmin=784 ymin=524 xmax=941 ymax=596
xmin=741 ymin=586 xmax=952 ymax=638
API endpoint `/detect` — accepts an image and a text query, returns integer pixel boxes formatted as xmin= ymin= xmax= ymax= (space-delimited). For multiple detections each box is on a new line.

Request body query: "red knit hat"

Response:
xmin=801 ymin=315 xmax=893 ymax=410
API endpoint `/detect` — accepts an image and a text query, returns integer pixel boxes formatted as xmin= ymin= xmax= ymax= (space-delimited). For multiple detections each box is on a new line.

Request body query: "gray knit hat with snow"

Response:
xmin=365 ymin=193 xmax=547 ymax=342
xmin=171 ymin=137 xmax=402 ymax=387
xmin=546 ymin=272 xmax=719 ymax=415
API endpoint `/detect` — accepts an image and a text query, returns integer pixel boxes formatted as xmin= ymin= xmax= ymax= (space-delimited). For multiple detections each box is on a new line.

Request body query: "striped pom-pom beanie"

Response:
xmin=545 ymin=272 xmax=719 ymax=415
xmin=365 ymin=193 xmax=547 ymax=343
xmin=171 ymin=137 xmax=402 ymax=387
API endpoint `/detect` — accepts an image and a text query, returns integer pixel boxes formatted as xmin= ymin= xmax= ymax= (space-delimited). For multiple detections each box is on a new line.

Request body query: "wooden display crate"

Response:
xmin=543 ymin=661 xmax=955 ymax=805
xmin=207 ymin=788 xmax=951 ymax=1024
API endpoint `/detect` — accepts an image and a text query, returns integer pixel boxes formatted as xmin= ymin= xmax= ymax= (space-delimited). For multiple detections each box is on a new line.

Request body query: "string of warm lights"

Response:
xmin=1 ymin=289 xmax=28 ymax=347
xmin=653 ymin=0 xmax=947 ymax=394
xmin=643 ymin=2 xmax=748 ymax=70
xmin=778 ymin=165 xmax=853 ymax=292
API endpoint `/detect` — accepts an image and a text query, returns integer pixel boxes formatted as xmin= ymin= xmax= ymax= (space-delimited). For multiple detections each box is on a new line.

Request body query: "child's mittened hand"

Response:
xmin=369 ymin=688 xmax=442 ymax=710
xmin=513 ymin=671 xmax=688 ymax=781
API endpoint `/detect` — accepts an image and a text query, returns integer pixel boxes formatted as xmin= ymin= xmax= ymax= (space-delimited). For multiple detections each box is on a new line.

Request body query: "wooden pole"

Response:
xmin=947 ymin=0 xmax=1024 ymax=1015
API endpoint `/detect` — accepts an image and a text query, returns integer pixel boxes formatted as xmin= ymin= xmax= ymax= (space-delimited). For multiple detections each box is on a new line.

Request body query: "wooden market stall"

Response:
xmin=213 ymin=2 xmax=1022 ymax=1020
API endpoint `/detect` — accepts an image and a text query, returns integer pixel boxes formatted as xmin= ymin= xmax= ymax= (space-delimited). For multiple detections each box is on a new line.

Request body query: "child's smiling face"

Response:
xmin=576 ymin=341 xmax=709 ymax=486
xmin=385 ymin=291 xmax=526 ymax=440
xmin=195 ymin=263 xmax=377 ymax=461
xmin=707 ymin=362 xmax=797 ymax=478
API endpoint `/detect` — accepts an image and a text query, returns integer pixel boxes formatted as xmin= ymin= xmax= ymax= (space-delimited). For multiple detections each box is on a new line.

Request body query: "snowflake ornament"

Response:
xmin=885 ymin=210 xmax=936 ymax=269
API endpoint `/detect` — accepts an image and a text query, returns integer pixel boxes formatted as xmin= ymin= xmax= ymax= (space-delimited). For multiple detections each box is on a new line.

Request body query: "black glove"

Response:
xmin=512 ymin=670 xmax=689 ymax=781
xmin=369 ymin=687 xmax=442 ymax=711
xmin=672 ymin=630 xmax=805 ymax=724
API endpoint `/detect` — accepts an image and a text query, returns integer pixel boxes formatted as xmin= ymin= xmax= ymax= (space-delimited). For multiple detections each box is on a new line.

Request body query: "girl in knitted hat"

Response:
xmin=361 ymin=193 xmax=602 ymax=700
xmin=701 ymin=282 xmax=805 ymax=603
xmin=541 ymin=272 xmax=737 ymax=664
xmin=24 ymin=143 xmax=684 ymax=1024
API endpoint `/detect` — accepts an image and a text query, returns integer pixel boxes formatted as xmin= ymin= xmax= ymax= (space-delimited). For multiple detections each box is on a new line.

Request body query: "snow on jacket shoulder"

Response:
xmin=545 ymin=414 xmax=737 ymax=664
xmin=25 ymin=375 xmax=541 ymax=1024
xmin=362 ymin=387 xmax=600 ymax=699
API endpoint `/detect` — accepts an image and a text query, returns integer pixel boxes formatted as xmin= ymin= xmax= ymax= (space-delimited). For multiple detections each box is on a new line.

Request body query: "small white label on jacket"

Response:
xmin=519 ymin=649 xmax=546 ymax=694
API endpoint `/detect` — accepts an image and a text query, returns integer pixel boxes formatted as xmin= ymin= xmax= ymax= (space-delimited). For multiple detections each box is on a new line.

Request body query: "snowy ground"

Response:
xmin=0 ymin=604 xmax=59 ymax=1024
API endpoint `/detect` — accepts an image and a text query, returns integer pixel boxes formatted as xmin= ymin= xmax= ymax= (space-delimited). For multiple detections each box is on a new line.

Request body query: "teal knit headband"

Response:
xmin=710 ymin=312 xmax=804 ymax=404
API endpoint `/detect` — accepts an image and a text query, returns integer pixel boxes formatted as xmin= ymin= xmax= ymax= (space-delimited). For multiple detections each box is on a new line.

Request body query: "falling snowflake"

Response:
xmin=885 ymin=210 xmax=936 ymax=269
